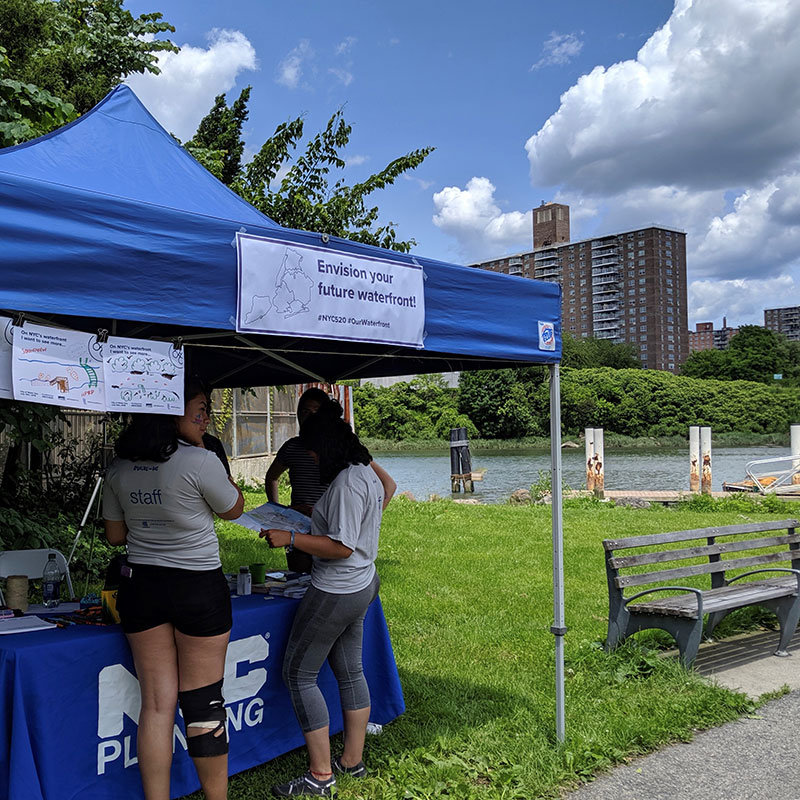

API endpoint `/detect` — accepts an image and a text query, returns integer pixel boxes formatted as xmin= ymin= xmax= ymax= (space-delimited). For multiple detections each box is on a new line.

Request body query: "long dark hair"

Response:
xmin=115 ymin=378 xmax=208 ymax=462
xmin=298 ymin=400 xmax=371 ymax=484
xmin=297 ymin=387 xmax=330 ymax=420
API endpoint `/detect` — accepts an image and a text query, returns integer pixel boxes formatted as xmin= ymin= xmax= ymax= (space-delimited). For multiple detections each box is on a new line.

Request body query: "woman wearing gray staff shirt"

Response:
xmin=262 ymin=401 xmax=389 ymax=798
xmin=103 ymin=380 xmax=244 ymax=800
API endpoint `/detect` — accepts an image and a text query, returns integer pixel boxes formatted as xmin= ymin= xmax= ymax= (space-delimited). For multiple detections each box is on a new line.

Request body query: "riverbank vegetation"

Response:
xmin=355 ymin=367 xmax=800 ymax=444
xmin=361 ymin=430 xmax=792 ymax=453
xmin=205 ymin=490 xmax=798 ymax=800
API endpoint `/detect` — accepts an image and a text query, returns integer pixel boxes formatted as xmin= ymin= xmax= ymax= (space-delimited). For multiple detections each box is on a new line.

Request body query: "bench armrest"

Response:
xmin=726 ymin=568 xmax=800 ymax=593
xmin=624 ymin=585 xmax=704 ymax=616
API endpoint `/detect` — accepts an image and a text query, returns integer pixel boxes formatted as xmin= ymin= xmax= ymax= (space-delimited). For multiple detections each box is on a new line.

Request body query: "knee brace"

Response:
xmin=178 ymin=678 xmax=228 ymax=757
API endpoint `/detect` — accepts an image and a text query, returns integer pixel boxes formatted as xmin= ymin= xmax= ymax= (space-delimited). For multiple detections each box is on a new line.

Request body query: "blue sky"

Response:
xmin=126 ymin=0 xmax=800 ymax=328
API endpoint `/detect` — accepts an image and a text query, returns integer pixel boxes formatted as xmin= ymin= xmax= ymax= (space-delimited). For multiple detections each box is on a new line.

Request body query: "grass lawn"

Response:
xmin=196 ymin=492 xmax=795 ymax=799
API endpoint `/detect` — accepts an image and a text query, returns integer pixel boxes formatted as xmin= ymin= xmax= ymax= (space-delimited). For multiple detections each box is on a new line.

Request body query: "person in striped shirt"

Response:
xmin=265 ymin=388 xmax=395 ymax=572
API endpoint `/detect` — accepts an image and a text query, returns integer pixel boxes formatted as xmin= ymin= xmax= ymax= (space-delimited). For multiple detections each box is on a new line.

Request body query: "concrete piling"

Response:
xmin=689 ymin=426 xmax=700 ymax=493
xmin=792 ymin=424 xmax=800 ymax=485
xmin=585 ymin=428 xmax=595 ymax=493
xmin=585 ymin=427 xmax=604 ymax=499
xmin=701 ymin=426 xmax=712 ymax=495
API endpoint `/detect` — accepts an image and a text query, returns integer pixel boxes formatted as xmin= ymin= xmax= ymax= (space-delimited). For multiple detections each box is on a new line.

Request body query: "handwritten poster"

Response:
xmin=236 ymin=233 xmax=425 ymax=347
xmin=0 ymin=316 xmax=13 ymax=400
xmin=12 ymin=323 xmax=105 ymax=410
xmin=104 ymin=336 xmax=184 ymax=414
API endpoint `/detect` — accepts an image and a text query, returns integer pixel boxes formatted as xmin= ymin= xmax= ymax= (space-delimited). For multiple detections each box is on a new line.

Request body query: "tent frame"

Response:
xmin=0 ymin=78 xmax=567 ymax=738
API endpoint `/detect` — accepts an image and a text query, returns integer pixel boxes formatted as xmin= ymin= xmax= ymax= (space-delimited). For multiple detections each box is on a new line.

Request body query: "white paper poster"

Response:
xmin=104 ymin=336 xmax=184 ymax=414
xmin=236 ymin=233 xmax=425 ymax=347
xmin=0 ymin=316 xmax=13 ymax=400
xmin=12 ymin=323 xmax=105 ymax=410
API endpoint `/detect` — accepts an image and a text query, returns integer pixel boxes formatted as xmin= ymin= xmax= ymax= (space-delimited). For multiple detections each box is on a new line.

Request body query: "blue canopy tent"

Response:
xmin=0 ymin=85 xmax=567 ymax=738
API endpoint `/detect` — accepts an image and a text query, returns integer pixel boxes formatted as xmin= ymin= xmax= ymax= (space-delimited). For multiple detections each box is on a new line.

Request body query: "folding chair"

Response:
xmin=0 ymin=549 xmax=75 ymax=604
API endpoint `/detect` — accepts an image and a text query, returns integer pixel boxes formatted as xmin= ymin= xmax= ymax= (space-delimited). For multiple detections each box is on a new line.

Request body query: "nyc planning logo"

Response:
xmin=538 ymin=321 xmax=556 ymax=351
xmin=96 ymin=633 xmax=270 ymax=775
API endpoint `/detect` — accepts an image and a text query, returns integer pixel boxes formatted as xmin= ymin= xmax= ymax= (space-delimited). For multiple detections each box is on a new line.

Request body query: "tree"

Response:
xmin=458 ymin=370 xmax=535 ymax=439
xmin=726 ymin=325 xmax=799 ymax=384
xmin=680 ymin=346 xmax=731 ymax=381
xmin=353 ymin=375 xmax=476 ymax=440
xmin=681 ymin=325 xmax=800 ymax=386
xmin=187 ymin=87 xmax=251 ymax=186
xmin=0 ymin=0 xmax=177 ymax=119
xmin=0 ymin=45 xmax=76 ymax=147
xmin=186 ymin=91 xmax=434 ymax=253
xmin=561 ymin=332 xmax=641 ymax=369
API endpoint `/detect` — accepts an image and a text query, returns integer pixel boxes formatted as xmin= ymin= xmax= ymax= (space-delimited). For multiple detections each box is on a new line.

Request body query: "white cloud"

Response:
xmin=125 ymin=29 xmax=257 ymax=141
xmin=403 ymin=174 xmax=434 ymax=191
xmin=345 ymin=154 xmax=369 ymax=167
xmin=692 ymin=173 xmax=800 ymax=280
xmin=276 ymin=39 xmax=314 ymax=89
xmin=329 ymin=67 xmax=354 ymax=86
xmin=530 ymin=32 xmax=584 ymax=70
xmin=335 ymin=37 xmax=357 ymax=56
xmin=432 ymin=177 xmax=531 ymax=259
xmin=330 ymin=37 xmax=356 ymax=86
xmin=512 ymin=0 xmax=800 ymax=328
xmin=689 ymin=274 xmax=797 ymax=326
xmin=526 ymin=0 xmax=800 ymax=193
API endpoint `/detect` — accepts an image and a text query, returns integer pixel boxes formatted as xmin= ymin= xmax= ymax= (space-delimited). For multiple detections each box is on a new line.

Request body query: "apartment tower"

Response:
xmin=764 ymin=306 xmax=800 ymax=342
xmin=471 ymin=203 xmax=689 ymax=371
xmin=689 ymin=318 xmax=738 ymax=351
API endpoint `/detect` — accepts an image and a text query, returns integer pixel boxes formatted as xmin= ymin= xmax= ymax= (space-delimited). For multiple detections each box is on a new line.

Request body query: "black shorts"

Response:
xmin=116 ymin=563 xmax=232 ymax=637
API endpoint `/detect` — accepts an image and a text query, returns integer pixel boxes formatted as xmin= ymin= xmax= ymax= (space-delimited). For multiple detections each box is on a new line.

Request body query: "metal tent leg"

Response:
xmin=549 ymin=364 xmax=565 ymax=743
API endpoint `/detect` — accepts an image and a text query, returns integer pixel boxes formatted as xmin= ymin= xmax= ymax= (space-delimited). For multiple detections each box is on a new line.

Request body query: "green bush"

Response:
xmin=354 ymin=374 xmax=477 ymax=440
xmin=355 ymin=366 xmax=799 ymax=442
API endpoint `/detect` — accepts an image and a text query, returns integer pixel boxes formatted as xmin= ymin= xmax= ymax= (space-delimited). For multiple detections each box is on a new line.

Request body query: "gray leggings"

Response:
xmin=282 ymin=573 xmax=380 ymax=733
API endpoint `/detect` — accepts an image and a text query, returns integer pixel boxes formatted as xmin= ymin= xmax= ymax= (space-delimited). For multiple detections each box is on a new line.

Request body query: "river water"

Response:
xmin=372 ymin=446 xmax=792 ymax=503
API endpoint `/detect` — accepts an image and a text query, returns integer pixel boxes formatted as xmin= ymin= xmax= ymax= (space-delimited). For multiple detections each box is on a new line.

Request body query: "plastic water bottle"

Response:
xmin=237 ymin=566 xmax=252 ymax=596
xmin=42 ymin=553 xmax=62 ymax=608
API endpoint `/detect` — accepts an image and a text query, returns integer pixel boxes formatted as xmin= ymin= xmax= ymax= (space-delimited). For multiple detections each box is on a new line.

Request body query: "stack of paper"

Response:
xmin=253 ymin=574 xmax=312 ymax=599
xmin=0 ymin=616 xmax=57 ymax=635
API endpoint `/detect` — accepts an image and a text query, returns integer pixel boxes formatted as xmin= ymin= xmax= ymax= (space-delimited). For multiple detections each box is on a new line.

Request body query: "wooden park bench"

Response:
xmin=604 ymin=518 xmax=800 ymax=666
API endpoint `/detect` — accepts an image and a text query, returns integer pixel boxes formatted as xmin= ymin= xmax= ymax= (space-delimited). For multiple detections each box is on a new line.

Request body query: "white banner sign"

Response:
xmin=104 ymin=336 xmax=184 ymax=414
xmin=236 ymin=234 xmax=425 ymax=347
xmin=12 ymin=323 xmax=105 ymax=410
xmin=0 ymin=316 xmax=13 ymax=400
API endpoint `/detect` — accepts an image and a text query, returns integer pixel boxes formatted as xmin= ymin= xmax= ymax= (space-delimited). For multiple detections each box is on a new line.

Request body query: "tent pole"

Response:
xmin=336 ymin=348 xmax=404 ymax=381
xmin=234 ymin=335 xmax=328 ymax=383
xmin=549 ymin=363 xmax=566 ymax=743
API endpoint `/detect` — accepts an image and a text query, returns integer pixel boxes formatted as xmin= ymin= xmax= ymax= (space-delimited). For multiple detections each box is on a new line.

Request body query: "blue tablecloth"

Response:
xmin=0 ymin=594 xmax=404 ymax=800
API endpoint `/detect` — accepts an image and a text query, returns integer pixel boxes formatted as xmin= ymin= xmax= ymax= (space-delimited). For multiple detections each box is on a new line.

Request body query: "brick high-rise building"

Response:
xmin=689 ymin=322 xmax=714 ymax=352
xmin=470 ymin=204 xmax=689 ymax=371
xmin=689 ymin=318 xmax=738 ymax=352
xmin=533 ymin=201 xmax=570 ymax=248
xmin=764 ymin=306 xmax=800 ymax=342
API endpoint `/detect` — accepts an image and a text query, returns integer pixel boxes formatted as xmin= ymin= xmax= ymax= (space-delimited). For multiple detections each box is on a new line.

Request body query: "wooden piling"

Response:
xmin=689 ymin=426 xmax=700 ymax=493
xmin=449 ymin=427 xmax=473 ymax=493
xmin=700 ymin=426 xmax=712 ymax=495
